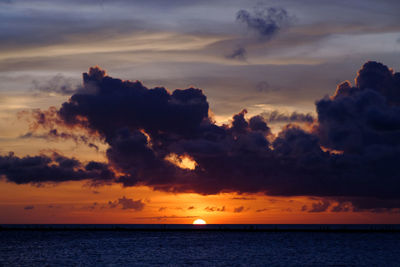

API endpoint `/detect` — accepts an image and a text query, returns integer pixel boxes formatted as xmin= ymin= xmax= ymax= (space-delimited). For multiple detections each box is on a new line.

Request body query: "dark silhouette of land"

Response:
xmin=1 ymin=224 xmax=399 ymax=232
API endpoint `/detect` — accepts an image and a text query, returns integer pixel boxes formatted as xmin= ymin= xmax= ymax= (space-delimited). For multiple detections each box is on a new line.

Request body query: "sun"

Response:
xmin=193 ymin=219 xmax=207 ymax=225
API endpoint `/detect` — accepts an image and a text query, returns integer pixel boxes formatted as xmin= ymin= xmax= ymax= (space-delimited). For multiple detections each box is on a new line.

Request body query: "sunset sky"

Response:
xmin=1 ymin=0 xmax=400 ymax=224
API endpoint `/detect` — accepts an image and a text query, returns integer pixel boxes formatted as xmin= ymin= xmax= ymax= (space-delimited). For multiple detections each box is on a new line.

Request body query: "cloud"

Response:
xmin=334 ymin=197 xmax=400 ymax=213
xmin=118 ymin=196 xmax=145 ymax=211
xmin=317 ymin=61 xmax=400 ymax=152
xmin=260 ymin=110 xmax=315 ymax=124
xmin=236 ymin=6 xmax=293 ymax=40
xmin=108 ymin=196 xmax=145 ymax=211
xmin=234 ymin=206 xmax=244 ymax=213
xmin=308 ymin=200 xmax=331 ymax=213
xmin=225 ymin=5 xmax=294 ymax=61
xmin=0 ymin=152 xmax=115 ymax=185
xmin=3 ymin=61 xmax=400 ymax=211
xmin=226 ymin=47 xmax=247 ymax=61
xmin=19 ymin=129 xmax=95 ymax=147
xmin=48 ymin=204 xmax=62 ymax=209
xmin=24 ymin=205 xmax=34 ymax=210
xmin=331 ymin=201 xmax=351 ymax=213
xmin=187 ymin=206 xmax=195 ymax=210
xmin=204 ymin=206 xmax=225 ymax=212
xmin=32 ymin=75 xmax=78 ymax=96
xmin=231 ymin=197 xmax=256 ymax=200
xmin=255 ymin=208 xmax=268 ymax=212
xmin=135 ymin=215 xmax=197 ymax=221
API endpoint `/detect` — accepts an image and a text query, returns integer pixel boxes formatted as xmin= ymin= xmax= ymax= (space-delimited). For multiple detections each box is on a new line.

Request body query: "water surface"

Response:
xmin=1 ymin=225 xmax=399 ymax=266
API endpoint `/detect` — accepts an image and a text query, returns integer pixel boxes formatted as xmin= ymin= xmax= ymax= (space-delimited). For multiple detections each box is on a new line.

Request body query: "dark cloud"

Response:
xmin=19 ymin=129 xmax=94 ymax=146
xmin=234 ymin=206 xmax=244 ymax=213
xmin=24 ymin=205 xmax=34 ymax=210
xmin=187 ymin=206 xmax=195 ymax=210
xmin=108 ymin=196 xmax=145 ymax=211
xmin=260 ymin=110 xmax=315 ymax=124
xmin=118 ymin=196 xmax=145 ymax=211
xmin=315 ymin=62 xmax=400 ymax=209
xmin=331 ymin=201 xmax=351 ymax=213
xmin=18 ymin=107 xmax=103 ymax=148
xmin=255 ymin=208 xmax=268 ymax=212
xmin=308 ymin=200 xmax=331 ymax=213
xmin=4 ymin=61 xmax=400 ymax=211
xmin=236 ymin=6 xmax=293 ymax=40
xmin=334 ymin=197 xmax=400 ymax=213
xmin=231 ymin=197 xmax=256 ymax=200
xmin=57 ymin=66 xmax=210 ymax=142
xmin=204 ymin=206 xmax=225 ymax=212
xmin=48 ymin=204 xmax=62 ymax=209
xmin=136 ymin=215 xmax=197 ymax=221
xmin=226 ymin=47 xmax=247 ymax=61
xmin=317 ymin=61 xmax=400 ymax=152
xmin=226 ymin=6 xmax=294 ymax=61
xmin=0 ymin=152 xmax=115 ymax=185
xmin=303 ymin=197 xmax=400 ymax=213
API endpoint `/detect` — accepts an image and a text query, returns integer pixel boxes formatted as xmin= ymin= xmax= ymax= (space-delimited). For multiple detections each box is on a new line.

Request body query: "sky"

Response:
xmin=1 ymin=0 xmax=400 ymax=224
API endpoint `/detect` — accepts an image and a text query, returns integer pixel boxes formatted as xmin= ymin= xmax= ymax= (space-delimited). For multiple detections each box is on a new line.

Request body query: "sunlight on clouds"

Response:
xmin=165 ymin=153 xmax=197 ymax=170
xmin=0 ymin=95 xmax=32 ymax=111
xmin=0 ymin=32 xmax=224 ymax=61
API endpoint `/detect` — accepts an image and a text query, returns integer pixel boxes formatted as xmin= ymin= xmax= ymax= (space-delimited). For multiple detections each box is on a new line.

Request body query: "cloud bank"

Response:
xmin=2 ymin=61 xmax=400 ymax=211
xmin=0 ymin=152 xmax=114 ymax=185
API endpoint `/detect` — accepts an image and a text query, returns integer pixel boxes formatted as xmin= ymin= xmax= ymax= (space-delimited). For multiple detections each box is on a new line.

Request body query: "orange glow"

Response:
xmin=193 ymin=219 xmax=207 ymax=225
xmin=0 ymin=180 xmax=400 ymax=224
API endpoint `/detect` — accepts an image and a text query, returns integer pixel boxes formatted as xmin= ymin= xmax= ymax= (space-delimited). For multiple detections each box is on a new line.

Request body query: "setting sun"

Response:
xmin=193 ymin=219 xmax=207 ymax=225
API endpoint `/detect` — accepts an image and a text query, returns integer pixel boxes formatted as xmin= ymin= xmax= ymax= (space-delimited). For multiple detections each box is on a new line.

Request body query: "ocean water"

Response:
xmin=1 ymin=226 xmax=400 ymax=266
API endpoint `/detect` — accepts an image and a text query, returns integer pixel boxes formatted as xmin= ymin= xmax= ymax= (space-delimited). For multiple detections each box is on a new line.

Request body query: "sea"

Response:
xmin=1 ymin=224 xmax=399 ymax=266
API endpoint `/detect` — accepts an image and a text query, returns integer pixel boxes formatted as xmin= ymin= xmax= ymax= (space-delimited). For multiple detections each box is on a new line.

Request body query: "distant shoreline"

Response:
xmin=1 ymin=224 xmax=399 ymax=232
